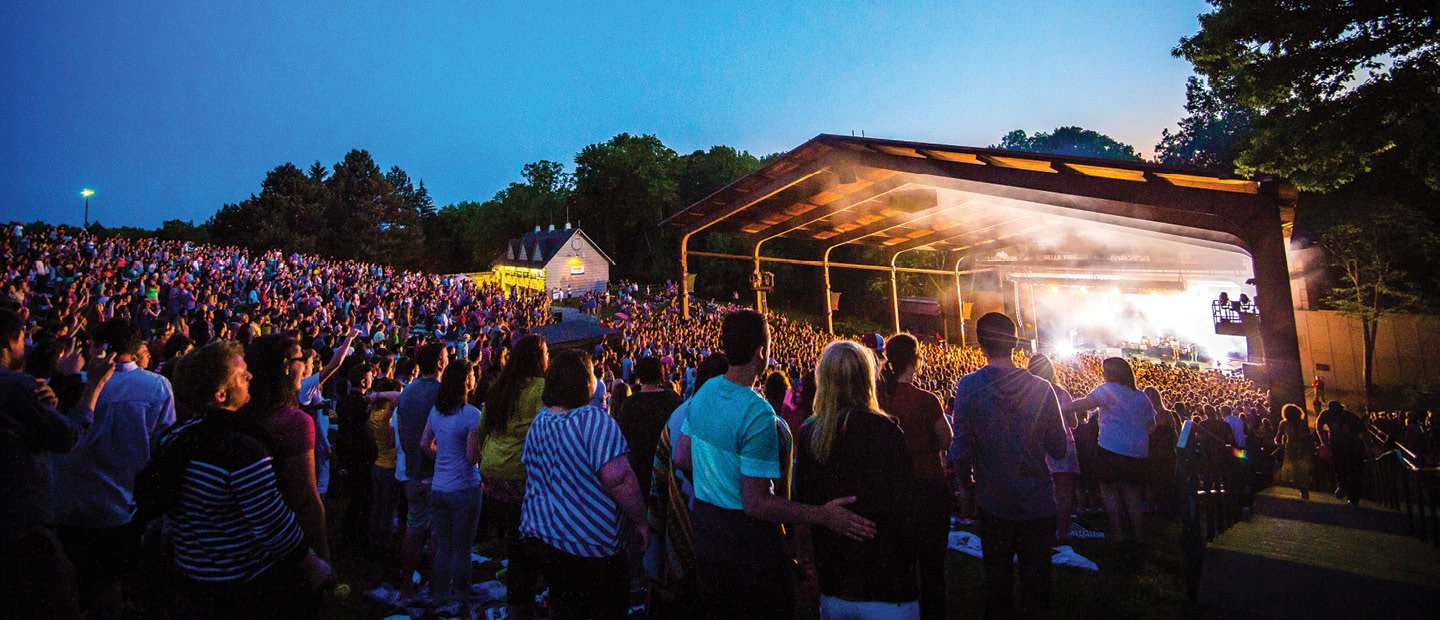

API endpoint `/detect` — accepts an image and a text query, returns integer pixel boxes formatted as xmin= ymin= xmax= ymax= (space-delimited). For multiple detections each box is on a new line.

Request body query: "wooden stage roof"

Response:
xmin=662 ymin=134 xmax=1293 ymax=261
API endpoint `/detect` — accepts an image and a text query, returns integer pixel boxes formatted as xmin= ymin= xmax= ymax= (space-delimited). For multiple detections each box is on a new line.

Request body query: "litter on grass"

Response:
xmin=947 ymin=530 xmax=1098 ymax=572
xmin=1067 ymin=522 xmax=1105 ymax=539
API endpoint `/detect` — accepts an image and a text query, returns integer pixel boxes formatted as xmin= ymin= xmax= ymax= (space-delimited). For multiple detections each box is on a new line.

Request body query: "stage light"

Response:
xmin=1053 ymin=340 xmax=1077 ymax=358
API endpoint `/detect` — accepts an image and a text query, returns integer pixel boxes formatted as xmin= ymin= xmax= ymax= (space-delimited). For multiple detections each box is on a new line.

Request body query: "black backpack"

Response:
xmin=133 ymin=417 xmax=206 ymax=524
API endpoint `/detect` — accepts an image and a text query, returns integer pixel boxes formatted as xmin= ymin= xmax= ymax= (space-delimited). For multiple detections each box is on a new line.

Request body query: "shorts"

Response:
xmin=404 ymin=479 xmax=432 ymax=531
xmin=1096 ymin=447 xmax=1148 ymax=485
xmin=56 ymin=521 xmax=142 ymax=584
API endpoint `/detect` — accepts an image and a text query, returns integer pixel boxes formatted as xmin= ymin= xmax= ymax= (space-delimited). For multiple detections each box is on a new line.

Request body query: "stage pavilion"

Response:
xmin=663 ymin=134 xmax=1304 ymax=408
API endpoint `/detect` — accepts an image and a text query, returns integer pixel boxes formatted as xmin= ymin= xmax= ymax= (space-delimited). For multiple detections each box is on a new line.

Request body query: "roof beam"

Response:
xmin=876 ymin=213 xmax=1036 ymax=255
xmin=748 ymin=173 xmax=912 ymax=240
xmin=667 ymin=165 xmax=833 ymax=238
xmin=811 ymin=190 xmax=953 ymax=247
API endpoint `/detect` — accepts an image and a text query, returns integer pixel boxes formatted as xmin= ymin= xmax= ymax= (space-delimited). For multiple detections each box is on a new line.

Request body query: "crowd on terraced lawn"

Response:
xmin=3 ymin=226 xmax=1435 ymax=619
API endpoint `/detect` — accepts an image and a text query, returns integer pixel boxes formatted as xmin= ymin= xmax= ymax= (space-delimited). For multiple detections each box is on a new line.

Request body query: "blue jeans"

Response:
xmin=430 ymin=487 xmax=482 ymax=601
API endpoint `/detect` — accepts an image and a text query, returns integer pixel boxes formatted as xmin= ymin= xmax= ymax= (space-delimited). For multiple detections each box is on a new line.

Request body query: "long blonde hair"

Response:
xmin=809 ymin=340 xmax=882 ymax=464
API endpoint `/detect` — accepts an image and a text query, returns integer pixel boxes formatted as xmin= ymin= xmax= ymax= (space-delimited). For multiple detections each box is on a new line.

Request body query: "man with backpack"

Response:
xmin=141 ymin=340 xmax=334 ymax=618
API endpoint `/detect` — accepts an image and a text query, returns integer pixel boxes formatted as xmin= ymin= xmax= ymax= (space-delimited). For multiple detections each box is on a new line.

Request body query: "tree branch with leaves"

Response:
xmin=1317 ymin=204 xmax=1437 ymax=398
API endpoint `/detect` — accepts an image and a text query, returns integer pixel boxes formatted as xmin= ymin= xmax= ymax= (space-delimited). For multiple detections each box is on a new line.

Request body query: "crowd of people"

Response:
xmin=5 ymin=226 xmax=1432 ymax=620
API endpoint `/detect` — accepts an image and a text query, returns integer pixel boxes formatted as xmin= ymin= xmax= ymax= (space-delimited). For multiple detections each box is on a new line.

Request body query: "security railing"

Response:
xmin=1368 ymin=427 xmax=1440 ymax=547
xmin=1179 ymin=424 xmax=1249 ymax=598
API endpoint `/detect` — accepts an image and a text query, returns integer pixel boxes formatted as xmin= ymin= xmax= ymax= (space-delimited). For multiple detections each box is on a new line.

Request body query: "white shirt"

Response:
xmin=299 ymin=373 xmax=323 ymax=406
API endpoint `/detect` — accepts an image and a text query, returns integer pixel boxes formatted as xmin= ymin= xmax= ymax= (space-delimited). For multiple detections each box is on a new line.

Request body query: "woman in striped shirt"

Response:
xmin=509 ymin=349 xmax=648 ymax=620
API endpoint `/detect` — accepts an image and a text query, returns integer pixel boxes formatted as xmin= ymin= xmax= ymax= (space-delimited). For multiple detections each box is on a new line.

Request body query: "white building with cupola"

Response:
xmin=491 ymin=223 xmax=613 ymax=296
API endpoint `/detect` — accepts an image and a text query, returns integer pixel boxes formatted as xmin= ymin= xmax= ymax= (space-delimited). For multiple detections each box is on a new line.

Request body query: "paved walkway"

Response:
xmin=1198 ymin=486 xmax=1440 ymax=618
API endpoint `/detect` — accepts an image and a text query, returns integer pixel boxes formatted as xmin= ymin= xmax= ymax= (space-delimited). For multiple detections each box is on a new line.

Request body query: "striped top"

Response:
xmin=165 ymin=417 xmax=306 ymax=582
xmin=519 ymin=404 xmax=629 ymax=558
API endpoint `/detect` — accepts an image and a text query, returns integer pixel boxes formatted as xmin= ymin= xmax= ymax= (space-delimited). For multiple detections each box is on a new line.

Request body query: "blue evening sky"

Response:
xmin=2 ymin=0 xmax=1212 ymax=228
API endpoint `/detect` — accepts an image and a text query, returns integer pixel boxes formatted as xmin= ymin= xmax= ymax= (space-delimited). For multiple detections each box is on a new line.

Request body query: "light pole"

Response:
xmin=81 ymin=188 xmax=94 ymax=229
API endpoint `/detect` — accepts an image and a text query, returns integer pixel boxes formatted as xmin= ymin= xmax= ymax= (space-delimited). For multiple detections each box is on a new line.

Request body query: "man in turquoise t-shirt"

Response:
xmin=679 ymin=310 xmax=875 ymax=619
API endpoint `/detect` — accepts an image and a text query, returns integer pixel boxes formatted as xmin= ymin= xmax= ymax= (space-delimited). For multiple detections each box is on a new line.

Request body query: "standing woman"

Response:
xmin=798 ymin=340 xmax=919 ymax=619
xmin=762 ymin=370 xmax=791 ymax=428
xmin=421 ymin=359 xmax=483 ymax=606
xmin=1028 ymin=354 xmax=1078 ymax=541
xmin=1063 ymin=357 xmax=1155 ymax=546
xmin=1276 ymin=404 xmax=1316 ymax=500
xmin=878 ymin=333 xmax=950 ymax=620
xmin=1143 ymin=387 xmax=1178 ymax=515
xmin=241 ymin=334 xmax=331 ymax=561
xmin=509 ymin=350 xmax=647 ymax=619
xmin=479 ymin=335 xmax=547 ymax=573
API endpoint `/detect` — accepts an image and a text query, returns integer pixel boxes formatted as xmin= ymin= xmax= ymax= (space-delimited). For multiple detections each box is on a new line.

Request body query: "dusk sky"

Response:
xmin=3 ymin=0 xmax=1212 ymax=229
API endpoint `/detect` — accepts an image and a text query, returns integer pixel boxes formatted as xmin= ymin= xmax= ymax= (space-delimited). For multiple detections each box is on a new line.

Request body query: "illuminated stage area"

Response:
xmin=1033 ymin=286 xmax=1250 ymax=366
xmin=665 ymin=134 xmax=1303 ymax=407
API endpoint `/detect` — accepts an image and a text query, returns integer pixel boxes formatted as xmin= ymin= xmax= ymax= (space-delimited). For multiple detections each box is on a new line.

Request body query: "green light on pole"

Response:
xmin=81 ymin=189 xmax=94 ymax=228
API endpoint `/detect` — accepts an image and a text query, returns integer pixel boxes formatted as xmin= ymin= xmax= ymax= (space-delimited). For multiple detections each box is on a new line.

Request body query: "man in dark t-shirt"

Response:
xmin=616 ymin=357 xmax=683 ymax=498
xmin=1317 ymin=401 xmax=1364 ymax=504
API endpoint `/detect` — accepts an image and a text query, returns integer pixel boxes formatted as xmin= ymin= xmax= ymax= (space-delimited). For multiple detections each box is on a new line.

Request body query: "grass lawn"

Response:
xmin=940 ymin=515 xmax=1213 ymax=620
xmin=317 ymin=510 xmax=1234 ymax=619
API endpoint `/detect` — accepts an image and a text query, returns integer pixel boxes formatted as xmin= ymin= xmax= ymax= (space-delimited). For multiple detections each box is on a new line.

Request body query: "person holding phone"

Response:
xmin=0 ymin=308 xmax=116 ymax=619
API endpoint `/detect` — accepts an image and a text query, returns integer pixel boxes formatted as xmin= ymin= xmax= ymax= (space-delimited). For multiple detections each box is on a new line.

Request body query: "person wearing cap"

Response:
xmin=949 ymin=312 xmax=1067 ymax=617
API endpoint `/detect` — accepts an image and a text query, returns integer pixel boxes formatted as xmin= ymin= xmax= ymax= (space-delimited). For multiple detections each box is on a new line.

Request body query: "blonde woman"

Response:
xmin=795 ymin=340 xmax=919 ymax=620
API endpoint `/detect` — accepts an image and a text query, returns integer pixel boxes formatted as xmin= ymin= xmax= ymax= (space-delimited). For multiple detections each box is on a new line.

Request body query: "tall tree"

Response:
xmin=993 ymin=126 xmax=1143 ymax=161
xmin=676 ymin=146 xmax=767 ymax=296
xmin=571 ymin=133 xmax=681 ymax=281
xmin=1317 ymin=203 xmax=1438 ymax=398
xmin=1176 ymin=1 xmax=1440 ymax=191
xmin=1155 ymin=76 xmax=1257 ymax=172
xmin=209 ymin=163 xmax=325 ymax=253
xmin=677 ymin=146 xmax=764 ymax=206
xmin=323 ymin=150 xmax=389 ymax=262
xmin=307 ymin=160 xmax=328 ymax=185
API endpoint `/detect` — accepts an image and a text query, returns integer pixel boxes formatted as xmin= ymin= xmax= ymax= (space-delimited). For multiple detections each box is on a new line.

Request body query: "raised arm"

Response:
xmin=314 ymin=327 xmax=361 ymax=387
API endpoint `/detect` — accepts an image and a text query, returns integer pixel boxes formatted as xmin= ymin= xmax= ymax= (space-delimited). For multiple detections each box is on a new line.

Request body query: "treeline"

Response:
xmin=181 ymin=135 xmax=778 ymax=285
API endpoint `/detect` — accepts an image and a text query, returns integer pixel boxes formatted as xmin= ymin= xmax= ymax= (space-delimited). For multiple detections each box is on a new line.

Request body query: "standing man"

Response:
xmin=49 ymin=318 xmax=175 ymax=620
xmin=678 ymin=310 xmax=876 ymax=619
xmin=616 ymin=356 xmax=683 ymax=499
xmin=0 ymin=308 xmax=114 ymax=619
xmin=1223 ymin=406 xmax=1247 ymax=450
xmin=395 ymin=342 xmax=447 ymax=597
xmin=950 ymin=312 xmax=1068 ymax=618
xmin=1316 ymin=400 xmax=1364 ymax=505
